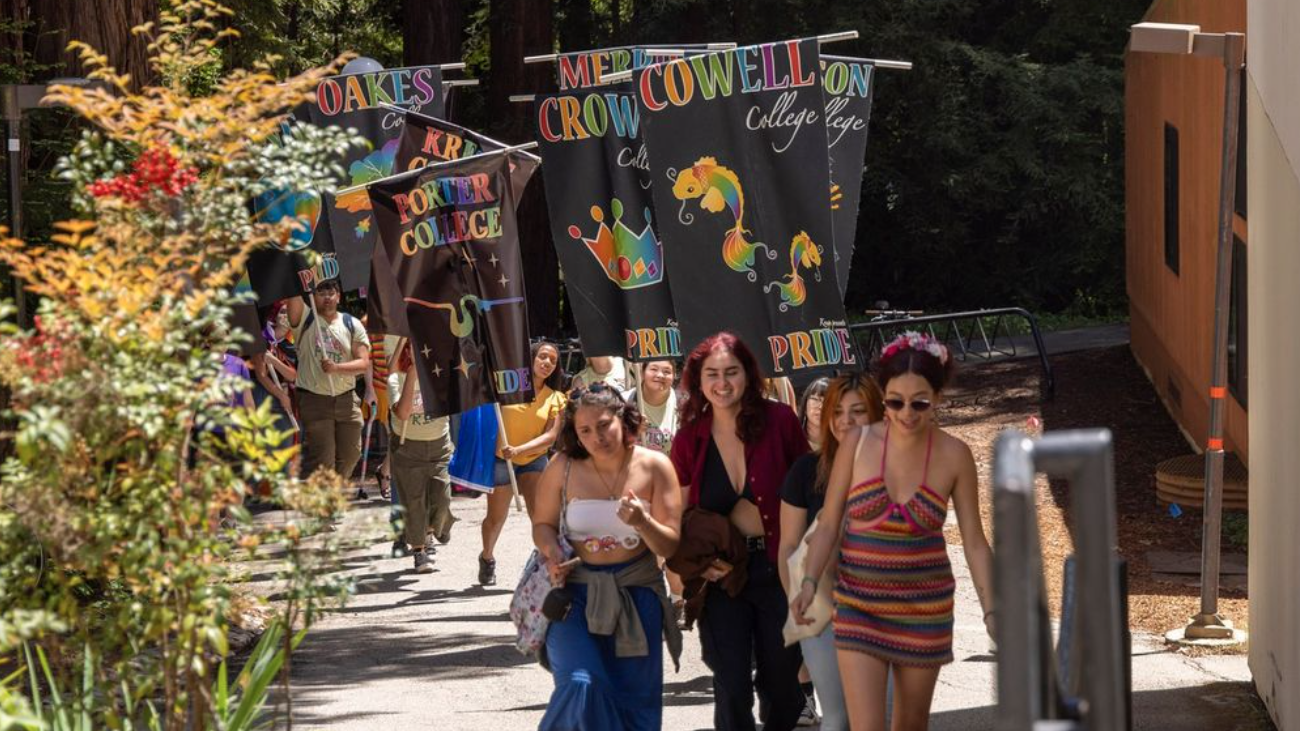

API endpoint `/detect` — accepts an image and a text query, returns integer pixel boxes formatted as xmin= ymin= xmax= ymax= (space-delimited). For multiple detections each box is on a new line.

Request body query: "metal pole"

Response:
xmin=1035 ymin=430 xmax=1126 ymax=731
xmin=2 ymin=85 xmax=25 ymax=329
xmin=1186 ymin=31 xmax=1245 ymax=639
xmin=993 ymin=430 xmax=1045 ymax=730
xmin=993 ymin=428 xmax=1127 ymax=730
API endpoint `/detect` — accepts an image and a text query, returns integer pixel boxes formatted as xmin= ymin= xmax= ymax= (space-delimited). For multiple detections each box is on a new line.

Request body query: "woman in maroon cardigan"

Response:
xmin=670 ymin=332 xmax=810 ymax=731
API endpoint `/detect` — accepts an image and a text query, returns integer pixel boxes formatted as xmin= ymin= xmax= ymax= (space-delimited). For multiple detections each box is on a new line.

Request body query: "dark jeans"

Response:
xmin=699 ymin=551 xmax=805 ymax=731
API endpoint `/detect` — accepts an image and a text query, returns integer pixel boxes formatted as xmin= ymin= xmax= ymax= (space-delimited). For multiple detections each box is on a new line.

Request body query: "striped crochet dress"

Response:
xmin=834 ymin=427 xmax=956 ymax=666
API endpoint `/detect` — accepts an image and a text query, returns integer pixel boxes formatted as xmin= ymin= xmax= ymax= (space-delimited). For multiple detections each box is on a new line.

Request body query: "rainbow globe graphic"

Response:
xmin=252 ymin=189 xmax=322 ymax=252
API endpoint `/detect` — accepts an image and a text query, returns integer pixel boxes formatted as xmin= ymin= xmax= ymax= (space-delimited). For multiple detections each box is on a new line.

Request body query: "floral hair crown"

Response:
xmin=880 ymin=331 xmax=949 ymax=364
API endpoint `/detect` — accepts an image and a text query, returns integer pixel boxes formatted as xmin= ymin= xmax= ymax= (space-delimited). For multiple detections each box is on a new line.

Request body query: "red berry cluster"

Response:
xmin=6 ymin=316 xmax=70 ymax=384
xmin=88 ymin=145 xmax=199 ymax=203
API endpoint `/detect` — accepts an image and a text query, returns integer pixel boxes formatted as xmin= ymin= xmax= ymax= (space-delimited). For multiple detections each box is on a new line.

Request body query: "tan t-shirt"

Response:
xmin=388 ymin=372 xmax=450 ymax=442
xmin=292 ymin=311 xmax=369 ymax=397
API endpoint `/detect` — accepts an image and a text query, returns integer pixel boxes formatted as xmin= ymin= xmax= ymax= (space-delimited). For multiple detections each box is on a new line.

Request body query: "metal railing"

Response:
xmin=847 ymin=307 xmax=1055 ymax=398
xmin=993 ymin=429 xmax=1128 ymax=731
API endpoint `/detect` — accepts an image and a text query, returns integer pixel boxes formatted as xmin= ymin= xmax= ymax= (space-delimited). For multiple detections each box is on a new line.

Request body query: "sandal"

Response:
xmin=377 ymin=471 xmax=392 ymax=500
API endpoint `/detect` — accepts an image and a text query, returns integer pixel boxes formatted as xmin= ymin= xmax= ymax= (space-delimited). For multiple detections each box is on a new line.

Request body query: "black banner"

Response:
xmin=245 ymin=188 xmax=335 ymax=304
xmin=368 ymin=153 xmax=534 ymax=417
xmin=822 ymin=56 xmax=876 ymax=298
xmin=296 ymin=66 xmax=446 ymax=293
xmin=637 ymin=39 xmax=855 ymax=378
xmin=535 ymin=90 xmax=681 ymax=361
xmin=367 ymin=111 xmax=539 ymax=337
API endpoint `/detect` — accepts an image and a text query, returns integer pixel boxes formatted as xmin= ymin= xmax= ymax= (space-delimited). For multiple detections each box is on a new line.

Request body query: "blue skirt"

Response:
xmin=539 ymin=562 xmax=665 ymax=731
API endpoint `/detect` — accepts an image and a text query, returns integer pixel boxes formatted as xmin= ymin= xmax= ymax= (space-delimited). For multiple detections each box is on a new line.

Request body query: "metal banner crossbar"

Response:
xmin=993 ymin=429 xmax=1129 ymax=731
xmin=847 ymin=307 xmax=1055 ymax=398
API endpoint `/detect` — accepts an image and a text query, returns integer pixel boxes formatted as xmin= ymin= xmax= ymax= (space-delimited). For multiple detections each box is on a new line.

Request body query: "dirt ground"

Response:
xmin=938 ymin=344 xmax=1249 ymax=638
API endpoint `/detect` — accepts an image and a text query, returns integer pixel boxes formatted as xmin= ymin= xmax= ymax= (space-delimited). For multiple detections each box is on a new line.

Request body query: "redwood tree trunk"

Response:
xmin=403 ymin=0 xmax=465 ymax=66
xmin=29 ymin=0 xmax=156 ymax=86
xmin=555 ymin=0 xmax=593 ymax=54
xmin=488 ymin=0 xmax=560 ymax=337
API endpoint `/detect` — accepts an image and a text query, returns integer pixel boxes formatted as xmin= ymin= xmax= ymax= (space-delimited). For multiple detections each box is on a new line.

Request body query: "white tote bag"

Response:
xmin=782 ymin=514 xmax=838 ymax=646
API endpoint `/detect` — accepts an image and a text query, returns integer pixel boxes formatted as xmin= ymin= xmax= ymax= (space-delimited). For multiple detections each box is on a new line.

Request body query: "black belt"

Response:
xmin=744 ymin=535 xmax=766 ymax=553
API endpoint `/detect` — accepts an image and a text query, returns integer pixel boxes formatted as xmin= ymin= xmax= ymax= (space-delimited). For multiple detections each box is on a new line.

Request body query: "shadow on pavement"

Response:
xmin=286 ymin=623 xmax=535 ymax=726
xmin=925 ymin=680 xmax=1274 ymax=731
xmin=663 ymin=673 xmax=714 ymax=707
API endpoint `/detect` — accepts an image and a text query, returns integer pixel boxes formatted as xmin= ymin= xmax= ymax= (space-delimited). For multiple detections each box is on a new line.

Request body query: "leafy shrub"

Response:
xmin=0 ymin=2 xmax=366 ymax=727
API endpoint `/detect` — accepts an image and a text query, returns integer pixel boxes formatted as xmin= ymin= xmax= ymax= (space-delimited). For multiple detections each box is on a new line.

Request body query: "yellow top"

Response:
xmin=498 ymin=386 xmax=567 ymax=465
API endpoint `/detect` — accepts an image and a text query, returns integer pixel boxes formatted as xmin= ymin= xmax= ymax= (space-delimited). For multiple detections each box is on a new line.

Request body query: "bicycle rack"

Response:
xmin=847 ymin=307 xmax=1056 ymax=399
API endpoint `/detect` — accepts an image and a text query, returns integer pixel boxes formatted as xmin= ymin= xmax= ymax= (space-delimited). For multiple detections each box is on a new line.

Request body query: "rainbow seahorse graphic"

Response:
xmin=405 ymin=294 xmax=526 ymax=337
xmin=764 ymin=231 xmax=823 ymax=311
xmin=669 ymin=156 xmax=777 ymax=282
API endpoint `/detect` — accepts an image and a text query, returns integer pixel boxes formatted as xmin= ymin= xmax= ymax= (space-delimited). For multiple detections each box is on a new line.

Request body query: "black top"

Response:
xmin=698 ymin=439 xmax=753 ymax=515
xmin=780 ymin=453 xmax=825 ymax=522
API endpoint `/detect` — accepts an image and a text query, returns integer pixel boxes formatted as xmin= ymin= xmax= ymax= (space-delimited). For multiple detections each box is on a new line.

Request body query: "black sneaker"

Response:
xmin=354 ymin=487 xmax=368 ymax=501
xmin=478 ymin=555 xmax=496 ymax=586
xmin=391 ymin=540 xmax=410 ymax=558
xmin=413 ymin=550 xmax=434 ymax=574
xmin=797 ymin=692 xmax=820 ymax=727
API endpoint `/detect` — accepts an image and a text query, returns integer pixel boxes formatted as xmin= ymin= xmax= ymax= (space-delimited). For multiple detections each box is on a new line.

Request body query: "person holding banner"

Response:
xmin=285 ymin=279 xmax=371 ymax=481
xmin=478 ymin=341 xmax=568 ymax=586
xmin=790 ymin=333 xmax=996 ymax=731
xmin=778 ymin=373 xmax=882 ymax=731
xmin=388 ymin=341 xmax=455 ymax=574
xmin=531 ymin=382 xmax=683 ymax=731
xmin=669 ymin=332 xmax=810 ymax=731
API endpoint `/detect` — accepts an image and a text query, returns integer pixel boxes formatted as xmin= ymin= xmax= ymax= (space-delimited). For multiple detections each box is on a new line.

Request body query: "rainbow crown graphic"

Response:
xmin=567 ymin=199 xmax=663 ymax=290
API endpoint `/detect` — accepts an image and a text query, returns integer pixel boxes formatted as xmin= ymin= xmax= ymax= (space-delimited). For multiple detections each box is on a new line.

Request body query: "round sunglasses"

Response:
xmin=883 ymin=398 xmax=933 ymax=413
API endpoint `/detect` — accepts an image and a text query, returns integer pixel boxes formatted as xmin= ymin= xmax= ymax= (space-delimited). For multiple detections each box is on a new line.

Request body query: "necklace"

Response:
xmin=592 ymin=449 xmax=632 ymax=500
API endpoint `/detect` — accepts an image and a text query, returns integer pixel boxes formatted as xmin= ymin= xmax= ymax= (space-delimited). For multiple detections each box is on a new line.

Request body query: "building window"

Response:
xmin=1164 ymin=123 xmax=1180 ymax=275
xmin=1228 ymin=235 xmax=1247 ymax=406
xmin=1235 ymin=69 xmax=1247 ymax=220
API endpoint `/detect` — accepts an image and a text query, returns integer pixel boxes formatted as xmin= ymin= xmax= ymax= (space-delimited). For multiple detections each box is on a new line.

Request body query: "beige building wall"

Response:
xmin=1247 ymin=0 xmax=1300 ymax=725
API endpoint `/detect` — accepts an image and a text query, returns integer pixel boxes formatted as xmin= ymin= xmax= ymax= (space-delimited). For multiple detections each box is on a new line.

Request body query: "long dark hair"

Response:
xmin=797 ymin=377 xmax=830 ymax=437
xmin=679 ymin=331 xmax=767 ymax=444
xmin=555 ymin=382 xmax=643 ymax=459
xmin=531 ymin=339 xmax=566 ymax=393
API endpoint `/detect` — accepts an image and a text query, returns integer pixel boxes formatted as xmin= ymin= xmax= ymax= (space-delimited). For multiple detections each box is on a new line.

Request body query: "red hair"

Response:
xmin=679 ymin=331 xmax=768 ymax=444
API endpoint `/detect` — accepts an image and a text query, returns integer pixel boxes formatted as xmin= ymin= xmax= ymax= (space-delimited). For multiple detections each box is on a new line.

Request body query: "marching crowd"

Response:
xmin=227 ymin=281 xmax=996 ymax=731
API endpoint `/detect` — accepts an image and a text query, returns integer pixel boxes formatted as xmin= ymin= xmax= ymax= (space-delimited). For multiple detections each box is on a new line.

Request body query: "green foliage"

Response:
xmin=212 ymin=620 xmax=306 ymax=731
xmin=217 ymin=0 xmax=403 ymax=74
xmin=9 ymin=619 xmax=306 ymax=731
xmin=1224 ymin=511 xmax=1248 ymax=552
xmin=0 ymin=3 xmax=365 ymax=728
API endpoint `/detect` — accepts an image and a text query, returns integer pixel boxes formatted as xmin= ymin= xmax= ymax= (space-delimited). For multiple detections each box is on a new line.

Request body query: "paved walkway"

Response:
xmin=256 ymin=478 xmax=1264 ymax=730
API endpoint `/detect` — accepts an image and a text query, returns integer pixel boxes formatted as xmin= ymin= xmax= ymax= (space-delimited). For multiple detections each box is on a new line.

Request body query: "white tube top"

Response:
xmin=565 ymin=499 xmax=642 ymax=553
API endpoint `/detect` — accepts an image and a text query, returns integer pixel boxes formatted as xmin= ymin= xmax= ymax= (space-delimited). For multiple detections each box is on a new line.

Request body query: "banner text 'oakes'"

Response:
xmin=316 ymin=68 xmax=441 ymax=116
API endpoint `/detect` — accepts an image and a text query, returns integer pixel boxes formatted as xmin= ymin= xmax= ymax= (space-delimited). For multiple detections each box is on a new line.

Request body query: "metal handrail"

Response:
xmin=993 ymin=429 xmax=1128 ymax=731
xmin=847 ymin=307 xmax=1055 ymax=398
